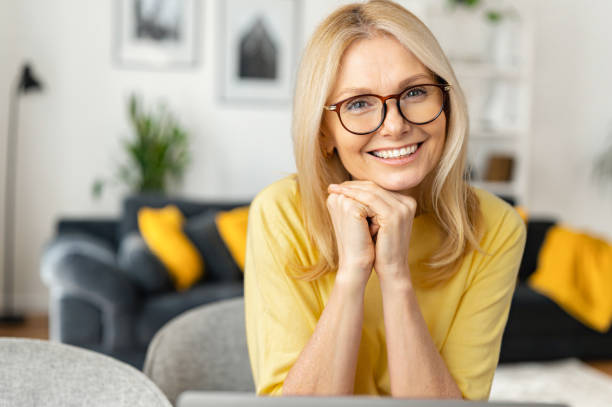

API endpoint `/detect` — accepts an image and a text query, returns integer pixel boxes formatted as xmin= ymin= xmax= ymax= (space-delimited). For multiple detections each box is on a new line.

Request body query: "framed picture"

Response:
xmin=219 ymin=0 xmax=300 ymax=103
xmin=114 ymin=0 xmax=200 ymax=69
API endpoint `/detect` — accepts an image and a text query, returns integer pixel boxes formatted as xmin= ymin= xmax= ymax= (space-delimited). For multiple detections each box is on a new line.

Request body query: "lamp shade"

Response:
xmin=18 ymin=64 xmax=43 ymax=93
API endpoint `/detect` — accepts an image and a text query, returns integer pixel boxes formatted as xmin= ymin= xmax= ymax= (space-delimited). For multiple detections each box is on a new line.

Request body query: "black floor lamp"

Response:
xmin=1 ymin=63 xmax=44 ymax=324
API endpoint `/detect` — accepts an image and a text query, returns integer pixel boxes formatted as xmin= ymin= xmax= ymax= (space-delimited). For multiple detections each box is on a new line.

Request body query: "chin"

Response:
xmin=374 ymin=175 xmax=422 ymax=193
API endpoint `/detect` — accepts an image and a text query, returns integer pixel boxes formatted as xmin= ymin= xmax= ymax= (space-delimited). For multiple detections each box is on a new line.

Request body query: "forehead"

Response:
xmin=331 ymin=35 xmax=431 ymax=99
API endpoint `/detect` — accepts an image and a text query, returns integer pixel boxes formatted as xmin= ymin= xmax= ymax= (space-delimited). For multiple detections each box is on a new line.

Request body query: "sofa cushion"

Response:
xmin=500 ymin=284 xmax=612 ymax=362
xmin=183 ymin=210 xmax=243 ymax=283
xmin=517 ymin=219 xmax=557 ymax=281
xmin=138 ymin=205 xmax=204 ymax=291
xmin=119 ymin=194 xmax=249 ymax=242
xmin=136 ymin=283 xmax=244 ymax=347
xmin=117 ymin=232 xmax=172 ymax=294
xmin=120 ymin=194 xmax=210 ymax=241
xmin=214 ymin=206 xmax=250 ymax=271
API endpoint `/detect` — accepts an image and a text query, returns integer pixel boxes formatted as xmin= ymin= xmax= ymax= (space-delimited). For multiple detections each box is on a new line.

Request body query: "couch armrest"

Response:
xmin=56 ymin=218 xmax=119 ymax=251
xmin=41 ymin=234 xmax=139 ymax=350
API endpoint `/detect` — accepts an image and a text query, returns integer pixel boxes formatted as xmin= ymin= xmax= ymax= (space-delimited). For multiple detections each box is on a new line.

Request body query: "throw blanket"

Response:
xmin=528 ymin=225 xmax=612 ymax=333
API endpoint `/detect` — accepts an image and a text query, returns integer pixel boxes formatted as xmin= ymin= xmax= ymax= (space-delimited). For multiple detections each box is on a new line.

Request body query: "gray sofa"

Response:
xmin=41 ymin=193 xmax=249 ymax=369
xmin=40 ymin=192 xmax=612 ymax=371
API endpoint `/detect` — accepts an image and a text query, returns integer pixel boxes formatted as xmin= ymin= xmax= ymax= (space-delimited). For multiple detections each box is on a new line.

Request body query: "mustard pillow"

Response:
xmin=515 ymin=205 xmax=529 ymax=223
xmin=215 ymin=206 xmax=250 ymax=271
xmin=138 ymin=205 xmax=204 ymax=291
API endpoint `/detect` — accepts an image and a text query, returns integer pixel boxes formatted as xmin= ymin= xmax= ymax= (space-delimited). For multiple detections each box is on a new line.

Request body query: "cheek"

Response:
xmin=329 ymin=125 xmax=366 ymax=154
xmin=431 ymin=115 xmax=447 ymax=152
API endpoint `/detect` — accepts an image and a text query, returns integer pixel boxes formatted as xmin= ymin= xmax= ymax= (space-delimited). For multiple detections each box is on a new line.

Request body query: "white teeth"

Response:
xmin=372 ymin=144 xmax=419 ymax=159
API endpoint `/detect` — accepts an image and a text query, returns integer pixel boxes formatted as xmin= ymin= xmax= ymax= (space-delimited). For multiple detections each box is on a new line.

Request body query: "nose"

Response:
xmin=380 ymin=98 xmax=409 ymax=136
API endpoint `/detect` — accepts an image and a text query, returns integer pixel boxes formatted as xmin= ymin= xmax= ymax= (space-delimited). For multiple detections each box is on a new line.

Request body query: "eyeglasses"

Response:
xmin=323 ymin=83 xmax=451 ymax=135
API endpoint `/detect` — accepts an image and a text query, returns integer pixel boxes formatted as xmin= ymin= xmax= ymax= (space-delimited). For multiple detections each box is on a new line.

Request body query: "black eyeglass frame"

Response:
xmin=323 ymin=83 xmax=452 ymax=135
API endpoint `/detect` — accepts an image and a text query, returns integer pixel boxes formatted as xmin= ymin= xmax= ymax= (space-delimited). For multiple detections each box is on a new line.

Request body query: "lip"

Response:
xmin=368 ymin=142 xmax=423 ymax=153
xmin=367 ymin=141 xmax=424 ymax=166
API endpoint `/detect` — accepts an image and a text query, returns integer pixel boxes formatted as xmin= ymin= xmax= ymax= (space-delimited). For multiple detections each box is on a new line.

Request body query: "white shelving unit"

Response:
xmin=425 ymin=1 xmax=533 ymax=205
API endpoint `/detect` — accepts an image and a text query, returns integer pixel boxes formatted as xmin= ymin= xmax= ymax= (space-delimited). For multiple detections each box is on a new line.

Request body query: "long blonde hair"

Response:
xmin=292 ymin=0 xmax=484 ymax=288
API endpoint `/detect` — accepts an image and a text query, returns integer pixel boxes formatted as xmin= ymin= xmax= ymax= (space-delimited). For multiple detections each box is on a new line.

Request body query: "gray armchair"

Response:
xmin=144 ymin=297 xmax=254 ymax=404
xmin=0 ymin=337 xmax=171 ymax=407
xmin=40 ymin=193 xmax=249 ymax=368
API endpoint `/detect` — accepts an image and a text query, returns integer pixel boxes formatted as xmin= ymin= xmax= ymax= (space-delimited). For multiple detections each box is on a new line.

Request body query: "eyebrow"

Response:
xmin=333 ymin=73 xmax=433 ymax=101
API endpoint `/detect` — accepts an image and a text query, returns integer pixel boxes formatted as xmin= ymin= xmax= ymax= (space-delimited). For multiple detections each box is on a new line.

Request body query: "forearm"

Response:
xmin=380 ymin=275 xmax=463 ymax=399
xmin=282 ymin=276 xmax=365 ymax=395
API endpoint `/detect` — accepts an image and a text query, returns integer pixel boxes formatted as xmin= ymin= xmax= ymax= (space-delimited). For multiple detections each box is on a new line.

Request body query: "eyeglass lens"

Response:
xmin=339 ymin=85 xmax=444 ymax=134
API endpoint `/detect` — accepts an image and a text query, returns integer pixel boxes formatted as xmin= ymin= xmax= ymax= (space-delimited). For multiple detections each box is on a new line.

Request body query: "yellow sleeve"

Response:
xmin=244 ymin=181 xmax=322 ymax=396
xmin=440 ymin=206 xmax=527 ymax=400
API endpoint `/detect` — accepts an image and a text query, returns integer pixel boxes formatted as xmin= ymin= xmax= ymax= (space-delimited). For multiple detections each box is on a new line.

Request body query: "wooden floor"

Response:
xmin=0 ymin=314 xmax=48 ymax=340
xmin=2 ymin=314 xmax=612 ymax=378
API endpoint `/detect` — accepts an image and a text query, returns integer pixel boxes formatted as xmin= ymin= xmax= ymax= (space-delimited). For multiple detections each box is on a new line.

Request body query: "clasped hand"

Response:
xmin=326 ymin=181 xmax=416 ymax=288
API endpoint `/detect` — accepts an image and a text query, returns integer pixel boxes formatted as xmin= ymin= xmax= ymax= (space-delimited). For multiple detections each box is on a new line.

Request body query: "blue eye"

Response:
xmin=344 ymin=96 xmax=379 ymax=114
xmin=404 ymin=87 xmax=427 ymax=99
xmin=347 ymin=99 xmax=369 ymax=111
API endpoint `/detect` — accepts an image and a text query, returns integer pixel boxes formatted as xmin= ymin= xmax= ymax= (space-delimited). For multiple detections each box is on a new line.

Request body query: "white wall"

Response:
xmin=1 ymin=0 xmax=611 ymax=312
xmin=529 ymin=0 xmax=612 ymax=238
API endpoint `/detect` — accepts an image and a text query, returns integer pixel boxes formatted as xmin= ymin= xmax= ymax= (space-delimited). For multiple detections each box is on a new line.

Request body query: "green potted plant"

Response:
xmin=448 ymin=0 xmax=481 ymax=8
xmin=92 ymin=94 xmax=191 ymax=199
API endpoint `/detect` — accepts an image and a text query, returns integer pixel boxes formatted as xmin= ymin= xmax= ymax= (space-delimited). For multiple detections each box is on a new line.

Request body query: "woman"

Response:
xmin=244 ymin=0 xmax=526 ymax=401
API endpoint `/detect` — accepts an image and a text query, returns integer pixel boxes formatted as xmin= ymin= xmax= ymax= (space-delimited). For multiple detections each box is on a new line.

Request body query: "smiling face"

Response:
xmin=323 ymin=34 xmax=447 ymax=198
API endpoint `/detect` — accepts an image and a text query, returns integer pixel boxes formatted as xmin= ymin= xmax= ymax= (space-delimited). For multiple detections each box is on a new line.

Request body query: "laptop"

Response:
xmin=177 ymin=392 xmax=568 ymax=407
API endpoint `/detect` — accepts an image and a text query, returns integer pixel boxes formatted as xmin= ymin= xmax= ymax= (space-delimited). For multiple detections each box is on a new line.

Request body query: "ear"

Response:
xmin=319 ymin=123 xmax=336 ymax=156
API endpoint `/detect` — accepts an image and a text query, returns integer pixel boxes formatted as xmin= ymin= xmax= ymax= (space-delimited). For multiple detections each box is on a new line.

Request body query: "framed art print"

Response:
xmin=219 ymin=0 xmax=300 ymax=103
xmin=114 ymin=0 xmax=200 ymax=69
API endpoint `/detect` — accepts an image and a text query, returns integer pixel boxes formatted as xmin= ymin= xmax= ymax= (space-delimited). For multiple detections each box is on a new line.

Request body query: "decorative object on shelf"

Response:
xmin=218 ymin=0 xmax=299 ymax=103
xmin=92 ymin=94 xmax=191 ymax=199
xmin=436 ymin=0 xmax=487 ymax=63
xmin=114 ymin=0 xmax=200 ymax=69
xmin=484 ymin=153 xmax=515 ymax=182
xmin=481 ymin=80 xmax=517 ymax=131
xmin=1 ymin=63 xmax=44 ymax=325
xmin=485 ymin=5 xmax=521 ymax=67
xmin=441 ymin=0 xmax=519 ymax=67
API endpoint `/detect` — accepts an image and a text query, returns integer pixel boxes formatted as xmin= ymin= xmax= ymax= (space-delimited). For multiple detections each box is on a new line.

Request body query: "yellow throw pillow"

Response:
xmin=515 ymin=205 xmax=529 ymax=223
xmin=215 ymin=206 xmax=250 ymax=271
xmin=138 ymin=205 xmax=204 ymax=291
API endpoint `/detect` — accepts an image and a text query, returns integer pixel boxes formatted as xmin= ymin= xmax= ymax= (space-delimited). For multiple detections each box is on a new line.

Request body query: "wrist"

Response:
xmin=377 ymin=265 xmax=413 ymax=292
xmin=335 ymin=267 xmax=370 ymax=294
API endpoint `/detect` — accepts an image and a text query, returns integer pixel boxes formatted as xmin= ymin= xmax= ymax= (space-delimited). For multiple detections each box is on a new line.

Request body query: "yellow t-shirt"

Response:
xmin=244 ymin=174 xmax=526 ymax=400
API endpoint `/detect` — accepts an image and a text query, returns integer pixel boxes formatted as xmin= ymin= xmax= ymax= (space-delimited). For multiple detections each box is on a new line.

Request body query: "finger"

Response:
xmin=339 ymin=181 xmax=417 ymax=216
xmin=368 ymin=219 xmax=380 ymax=237
xmin=339 ymin=181 xmax=404 ymax=207
xmin=328 ymin=191 xmax=375 ymax=220
xmin=329 ymin=183 xmax=393 ymax=221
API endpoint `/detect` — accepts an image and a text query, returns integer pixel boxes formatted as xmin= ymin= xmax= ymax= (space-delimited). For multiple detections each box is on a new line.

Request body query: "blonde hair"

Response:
xmin=292 ymin=0 xmax=484 ymax=288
